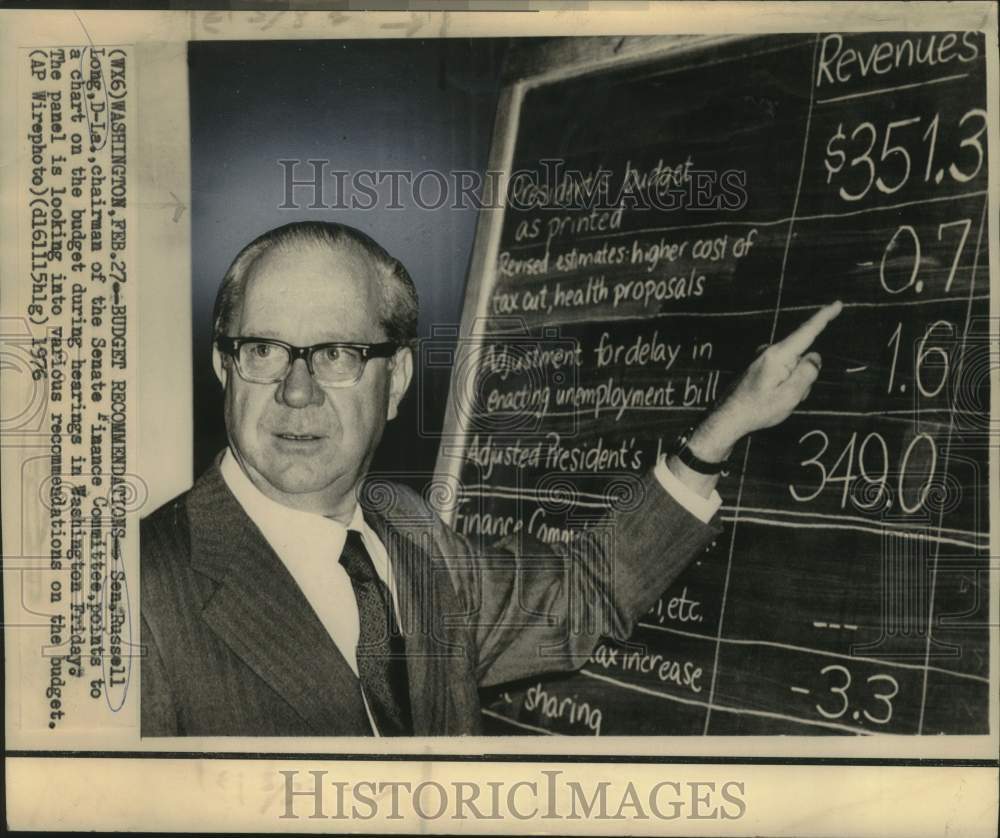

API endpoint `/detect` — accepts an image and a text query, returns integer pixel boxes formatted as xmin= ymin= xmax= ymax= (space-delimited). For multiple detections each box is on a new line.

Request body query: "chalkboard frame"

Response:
xmin=430 ymin=32 xmax=998 ymax=747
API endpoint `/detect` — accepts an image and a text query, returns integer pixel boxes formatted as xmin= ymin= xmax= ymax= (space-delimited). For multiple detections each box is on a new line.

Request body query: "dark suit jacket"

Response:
xmin=140 ymin=462 xmax=721 ymax=736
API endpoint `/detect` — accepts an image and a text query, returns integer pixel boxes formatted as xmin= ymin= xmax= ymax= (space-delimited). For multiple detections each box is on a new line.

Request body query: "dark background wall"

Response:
xmin=189 ymin=38 xmax=510 ymax=484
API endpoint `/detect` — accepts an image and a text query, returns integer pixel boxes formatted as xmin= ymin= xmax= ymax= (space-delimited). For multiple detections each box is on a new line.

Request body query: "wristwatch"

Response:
xmin=672 ymin=426 xmax=733 ymax=475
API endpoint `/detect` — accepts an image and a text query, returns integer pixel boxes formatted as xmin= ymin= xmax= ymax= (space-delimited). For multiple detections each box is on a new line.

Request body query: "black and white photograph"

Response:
xmin=152 ymin=28 xmax=991 ymax=739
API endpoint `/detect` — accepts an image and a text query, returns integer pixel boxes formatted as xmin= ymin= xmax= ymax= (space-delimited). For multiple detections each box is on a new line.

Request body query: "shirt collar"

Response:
xmin=219 ymin=447 xmax=366 ymax=537
xmin=217 ymin=448 xmax=397 ymax=634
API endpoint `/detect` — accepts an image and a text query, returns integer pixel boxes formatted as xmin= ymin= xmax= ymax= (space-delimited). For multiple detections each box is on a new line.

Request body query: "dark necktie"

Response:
xmin=339 ymin=530 xmax=413 ymax=736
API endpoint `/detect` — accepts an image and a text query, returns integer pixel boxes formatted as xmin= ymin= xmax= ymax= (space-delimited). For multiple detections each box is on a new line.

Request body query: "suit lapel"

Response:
xmin=360 ymin=503 xmax=429 ymax=734
xmin=362 ymin=492 xmax=469 ymax=736
xmin=187 ymin=465 xmax=371 ymax=735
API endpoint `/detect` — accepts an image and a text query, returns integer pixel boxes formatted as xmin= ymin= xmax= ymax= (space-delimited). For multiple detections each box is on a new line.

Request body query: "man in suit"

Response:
xmin=141 ymin=221 xmax=841 ymax=736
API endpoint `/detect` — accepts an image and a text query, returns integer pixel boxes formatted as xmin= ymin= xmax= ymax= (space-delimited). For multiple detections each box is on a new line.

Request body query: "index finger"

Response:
xmin=774 ymin=301 xmax=843 ymax=359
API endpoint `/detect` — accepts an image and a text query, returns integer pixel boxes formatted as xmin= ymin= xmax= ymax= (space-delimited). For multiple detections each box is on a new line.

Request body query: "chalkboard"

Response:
xmin=434 ymin=34 xmax=992 ymax=736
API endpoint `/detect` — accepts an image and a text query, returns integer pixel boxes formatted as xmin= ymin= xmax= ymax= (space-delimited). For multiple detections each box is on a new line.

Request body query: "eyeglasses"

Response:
xmin=216 ymin=336 xmax=399 ymax=388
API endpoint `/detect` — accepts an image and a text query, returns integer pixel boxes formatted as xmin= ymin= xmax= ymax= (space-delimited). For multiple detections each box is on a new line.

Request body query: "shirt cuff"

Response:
xmin=653 ymin=454 xmax=722 ymax=524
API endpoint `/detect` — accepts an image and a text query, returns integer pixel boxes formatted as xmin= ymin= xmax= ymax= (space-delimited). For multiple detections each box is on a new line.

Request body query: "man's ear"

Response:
xmin=386 ymin=346 xmax=413 ymax=421
xmin=212 ymin=345 xmax=229 ymax=388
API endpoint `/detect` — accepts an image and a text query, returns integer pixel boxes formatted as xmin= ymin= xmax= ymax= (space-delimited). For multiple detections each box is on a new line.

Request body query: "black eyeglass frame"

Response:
xmin=216 ymin=335 xmax=400 ymax=387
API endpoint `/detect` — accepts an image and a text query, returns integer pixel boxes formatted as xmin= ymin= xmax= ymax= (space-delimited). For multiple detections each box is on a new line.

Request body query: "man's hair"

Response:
xmin=212 ymin=221 xmax=419 ymax=348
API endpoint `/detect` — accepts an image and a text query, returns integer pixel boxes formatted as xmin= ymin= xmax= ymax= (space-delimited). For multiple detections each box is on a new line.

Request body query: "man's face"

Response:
xmin=212 ymin=241 xmax=412 ymax=518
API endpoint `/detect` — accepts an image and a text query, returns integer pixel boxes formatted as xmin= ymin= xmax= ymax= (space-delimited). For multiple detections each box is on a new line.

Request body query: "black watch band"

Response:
xmin=673 ymin=428 xmax=732 ymax=475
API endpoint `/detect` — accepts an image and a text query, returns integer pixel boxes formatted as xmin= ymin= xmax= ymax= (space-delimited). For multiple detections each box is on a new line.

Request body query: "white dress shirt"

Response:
xmin=219 ymin=448 xmax=721 ymax=731
xmin=220 ymin=449 xmax=400 ymax=678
